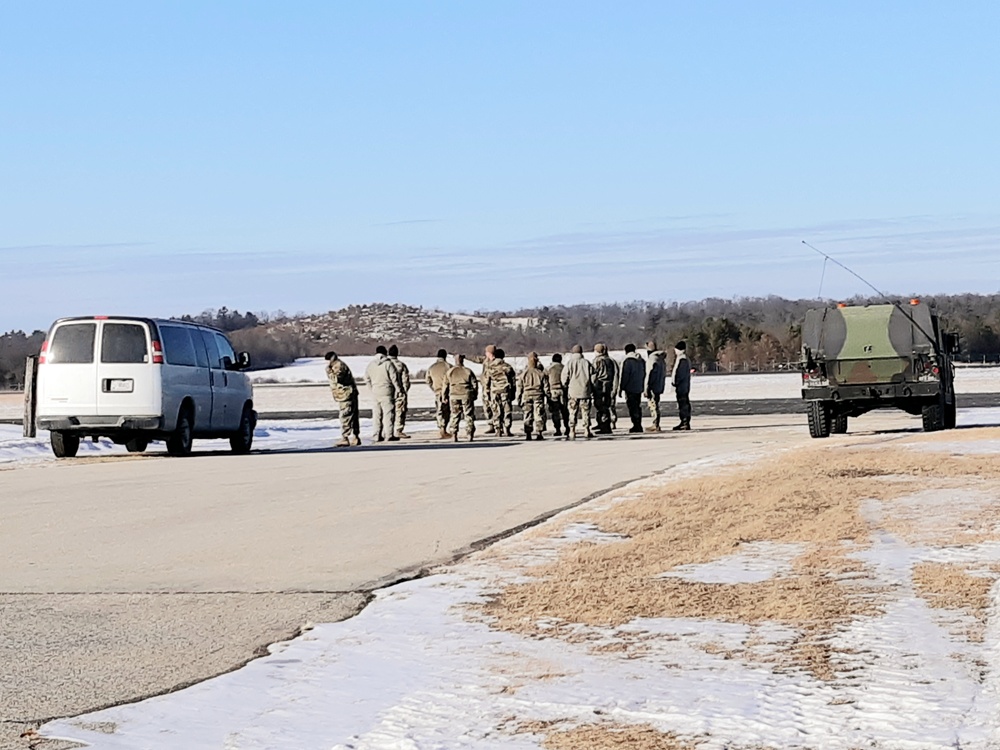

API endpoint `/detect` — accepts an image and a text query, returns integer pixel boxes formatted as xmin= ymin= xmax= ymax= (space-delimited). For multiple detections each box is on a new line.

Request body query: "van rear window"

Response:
xmin=160 ymin=326 xmax=197 ymax=367
xmin=48 ymin=323 xmax=97 ymax=364
xmin=101 ymin=323 xmax=149 ymax=364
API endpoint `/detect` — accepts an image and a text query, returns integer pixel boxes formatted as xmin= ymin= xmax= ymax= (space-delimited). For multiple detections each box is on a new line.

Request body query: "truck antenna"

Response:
xmin=802 ymin=240 xmax=889 ymax=300
xmin=801 ymin=240 xmax=942 ymax=357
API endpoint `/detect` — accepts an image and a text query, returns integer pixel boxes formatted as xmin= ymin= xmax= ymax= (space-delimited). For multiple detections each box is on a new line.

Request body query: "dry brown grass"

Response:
xmin=912 ymin=562 xmax=1000 ymax=642
xmin=484 ymin=441 xmax=1000 ymax=680
xmin=527 ymin=722 xmax=698 ymax=750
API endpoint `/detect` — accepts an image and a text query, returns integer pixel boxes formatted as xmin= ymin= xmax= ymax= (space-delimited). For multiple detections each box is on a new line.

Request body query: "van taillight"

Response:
xmin=39 ymin=341 xmax=48 ymax=364
xmin=152 ymin=340 xmax=164 ymax=364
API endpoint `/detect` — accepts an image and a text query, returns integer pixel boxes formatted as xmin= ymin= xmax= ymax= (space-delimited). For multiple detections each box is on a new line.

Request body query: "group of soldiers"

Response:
xmin=324 ymin=341 xmax=692 ymax=446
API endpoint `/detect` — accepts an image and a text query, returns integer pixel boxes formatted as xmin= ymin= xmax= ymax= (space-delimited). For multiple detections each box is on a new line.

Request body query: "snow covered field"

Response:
xmin=37 ymin=410 xmax=1000 ymax=749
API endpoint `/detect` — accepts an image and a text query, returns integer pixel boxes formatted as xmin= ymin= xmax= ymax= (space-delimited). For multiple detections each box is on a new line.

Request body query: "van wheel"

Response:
xmin=125 ymin=438 xmax=148 ymax=453
xmin=166 ymin=408 xmax=194 ymax=456
xmin=807 ymin=401 xmax=831 ymax=439
xmin=51 ymin=431 xmax=80 ymax=458
xmin=230 ymin=406 xmax=256 ymax=454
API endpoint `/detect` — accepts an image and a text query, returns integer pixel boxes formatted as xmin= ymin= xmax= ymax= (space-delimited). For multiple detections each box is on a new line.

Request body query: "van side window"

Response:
xmin=101 ymin=324 xmax=149 ymax=364
xmin=48 ymin=323 xmax=97 ymax=364
xmin=214 ymin=334 xmax=237 ymax=369
xmin=160 ymin=326 xmax=197 ymax=367
xmin=200 ymin=330 xmax=223 ymax=369
xmin=192 ymin=330 xmax=210 ymax=368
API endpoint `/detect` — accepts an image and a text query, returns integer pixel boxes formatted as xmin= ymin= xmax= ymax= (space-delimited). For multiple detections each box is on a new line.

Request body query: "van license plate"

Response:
xmin=109 ymin=379 xmax=134 ymax=393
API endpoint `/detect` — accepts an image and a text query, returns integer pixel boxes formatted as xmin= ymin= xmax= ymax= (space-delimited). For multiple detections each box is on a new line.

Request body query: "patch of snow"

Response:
xmin=660 ymin=542 xmax=805 ymax=584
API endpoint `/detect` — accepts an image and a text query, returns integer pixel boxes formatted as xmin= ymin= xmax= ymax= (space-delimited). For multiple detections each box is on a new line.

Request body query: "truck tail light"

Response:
xmin=152 ymin=340 xmax=164 ymax=365
xmin=39 ymin=340 xmax=48 ymax=364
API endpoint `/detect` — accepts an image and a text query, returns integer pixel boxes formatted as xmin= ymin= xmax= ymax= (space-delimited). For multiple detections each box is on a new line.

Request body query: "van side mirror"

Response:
xmin=238 ymin=351 xmax=251 ymax=369
xmin=221 ymin=356 xmax=235 ymax=371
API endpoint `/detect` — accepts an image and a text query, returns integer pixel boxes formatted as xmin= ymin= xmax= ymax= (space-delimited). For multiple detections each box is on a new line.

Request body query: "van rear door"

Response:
xmin=38 ymin=321 xmax=99 ymax=417
xmin=96 ymin=320 xmax=158 ymax=417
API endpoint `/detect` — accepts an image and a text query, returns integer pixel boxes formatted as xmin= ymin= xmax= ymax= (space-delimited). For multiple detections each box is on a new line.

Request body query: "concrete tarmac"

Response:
xmin=0 ymin=413 xmax=901 ymax=748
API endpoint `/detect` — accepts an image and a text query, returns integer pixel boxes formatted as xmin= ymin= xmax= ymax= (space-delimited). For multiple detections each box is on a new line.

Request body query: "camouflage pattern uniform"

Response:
xmin=388 ymin=352 xmax=411 ymax=438
xmin=562 ymin=350 xmax=596 ymax=439
xmin=469 ymin=346 xmax=497 ymax=433
xmin=486 ymin=357 xmax=517 ymax=436
xmin=592 ymin=346 xmax=620 ymax=434
xmin=516 ymin=355 xmax=550 ymax=439
xmin=325 ymin=356 xmax=360 ymax=446
xmin=445 ymin=357 xmax=478 ymax=441
xmin=365 ymin=352 xmax=400 ymax=441
xmin=644 ymin=348 xmax=667 ymax=432
xmin=546 ymin=360 xmax=569 ymax=436
xmin=425 ymin=355 xmax=452 ymax=437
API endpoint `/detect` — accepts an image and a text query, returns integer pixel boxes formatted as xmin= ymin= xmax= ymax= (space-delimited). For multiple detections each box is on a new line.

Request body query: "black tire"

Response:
xmin=807 ymin=401 xmax=831 ymax=439
xmin=125 ymin=438 xmax=148 ymax=453
xmin=922 ymin=401 xmax=944 ymax=432
xmin=831 ymin=415 xmax=848 ymax=434
xmin=51 ymin=431 xmax=80 ymax=458
xmin=230 ymin=406 xmax=255 ymax=454
xmin=166 ymin=408 xmax=194 ymax=456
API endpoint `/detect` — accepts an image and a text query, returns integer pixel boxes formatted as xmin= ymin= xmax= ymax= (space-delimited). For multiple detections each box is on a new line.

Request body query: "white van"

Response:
xmin=36 ymin=316 xmax=256 ymax=458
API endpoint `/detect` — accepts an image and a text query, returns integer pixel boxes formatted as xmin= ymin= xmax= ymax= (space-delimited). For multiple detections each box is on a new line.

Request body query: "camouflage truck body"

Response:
xmin=800 ymin=302 xmax=958 ymax=437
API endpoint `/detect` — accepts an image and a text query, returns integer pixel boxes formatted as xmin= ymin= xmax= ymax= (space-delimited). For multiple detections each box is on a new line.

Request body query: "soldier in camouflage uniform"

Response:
xmin=592 ymin=343 xmax=620 ymax=434
xmin=444 ymin=354 xmax=478 ymax=442
xmin=546 ymin=352 xmax=569 ymax=436
xmin=469 ymin=345 xmax=497 ymax=433
xmin=644 ymin=340 xmax=667 ymax=432
xmin=486 ymin=348 xmax=517 ymax=437
xmin=365 ymin=345 xmax=400 ymax=442
xmin=562 ymin=344 xmax=596 ymax=440
xmin=325 ymin=351 xmax=361 ymax=447
xmin=425 ymin=348 xmax=452 ymax=439
xmin=387 ymin=344 xmax=411 ymax=439
xmin=516 ymin=352 xmax=549 ymax=440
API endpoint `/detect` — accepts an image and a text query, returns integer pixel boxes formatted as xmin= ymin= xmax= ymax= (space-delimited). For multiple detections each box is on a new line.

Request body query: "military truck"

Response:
xmin=799 ymin=301 xmax=959 ymax=438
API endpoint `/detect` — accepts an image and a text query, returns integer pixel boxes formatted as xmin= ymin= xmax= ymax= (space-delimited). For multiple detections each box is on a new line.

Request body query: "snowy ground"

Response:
xmin=0 ymin=419 xmax=437 ymax=467
xmin=37 ymin=409 xmax=1000 ymax=749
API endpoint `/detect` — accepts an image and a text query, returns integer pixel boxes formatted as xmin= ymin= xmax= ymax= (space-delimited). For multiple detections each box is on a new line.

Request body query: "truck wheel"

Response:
xmin=921 ymin=401 xmax=944 ymax=432
xmin=807 ymin=401 xmax=831 ymax=439
xmin=230 ymin=406 xmax=256 ymax=454
xmin=125 ymin=438 xmax=148 ymax=453
xmin=51 ymin=431 xmax=80 ymax=458
xmin=831 ymin=415 xmax=848 ymax=434
xmin=166 ymin=408 xmax=194 ymax=456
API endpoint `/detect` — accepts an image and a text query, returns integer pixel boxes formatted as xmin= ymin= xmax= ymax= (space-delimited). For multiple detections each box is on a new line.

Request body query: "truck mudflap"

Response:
xmin=801 ymin=381 xmax=942 ymax=402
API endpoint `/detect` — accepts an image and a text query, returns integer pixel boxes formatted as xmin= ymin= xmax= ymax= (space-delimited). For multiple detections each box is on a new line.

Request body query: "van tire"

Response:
xmin=166 ymin=408 xmax=194 ymax=456
xmin=230 ymin=406 xmax=255 ymax=454
xmin=51 ymin=431 xmax=80 ymax=458
xmin=125 ymin=438 xmax=148 ymax=453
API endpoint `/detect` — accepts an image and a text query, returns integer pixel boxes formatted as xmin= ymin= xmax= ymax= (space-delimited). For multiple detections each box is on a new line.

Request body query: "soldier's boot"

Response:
xmin=439 ymin=428 xmax=452 ymax=439
xmin=568 ymin=429 xmax=576 ymax=441
xmin=553 ymin=427 xmax=562 ymax=436
xmin=398 ymin=432 xmax=412 ymax=439
xmin=335 ymin=438 xmax=350 ymax=448
xmin=387 ymin=436 xmax=400 ymax=442
xmin=483 ymin=425 xmax=496 ymax=435
xmin=351 ymin=435 xmax=362 ymax=446
xmin=524 ymin=427 xmax=532 ymax=442
xmin=535 ymin=433 xmax=544 ymax=441
xmin=468 ymin=430 xmax=475 ymax=443
xmin=645 ymin=425 xmax=660 ymax=433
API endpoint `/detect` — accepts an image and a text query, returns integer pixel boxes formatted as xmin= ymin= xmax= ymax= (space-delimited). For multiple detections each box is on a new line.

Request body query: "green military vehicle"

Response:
xmin=799 ymin=301 xmax=959 ymax=438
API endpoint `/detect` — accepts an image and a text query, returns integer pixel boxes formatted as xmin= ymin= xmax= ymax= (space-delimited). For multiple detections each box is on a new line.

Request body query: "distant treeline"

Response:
xmin=2 ymin=295 xmax=999 ymax=387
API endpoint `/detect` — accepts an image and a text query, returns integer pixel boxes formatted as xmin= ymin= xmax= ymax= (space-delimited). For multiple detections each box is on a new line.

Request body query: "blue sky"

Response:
xmin=2 ymin=2 xmax=998 ymax=331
